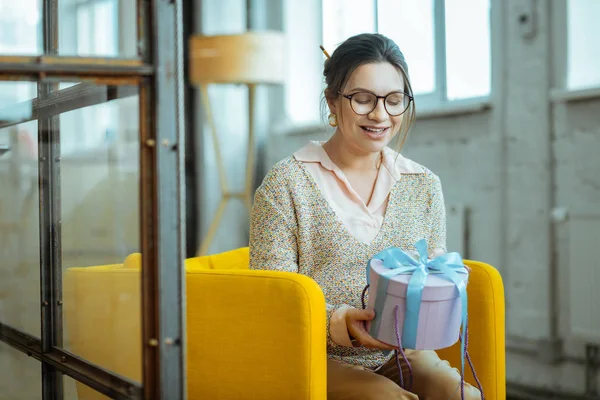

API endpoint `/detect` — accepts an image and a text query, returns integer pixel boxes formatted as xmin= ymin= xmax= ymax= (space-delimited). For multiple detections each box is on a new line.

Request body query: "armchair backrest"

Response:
xmin=185 ymin=247 xmax=249 ymax=270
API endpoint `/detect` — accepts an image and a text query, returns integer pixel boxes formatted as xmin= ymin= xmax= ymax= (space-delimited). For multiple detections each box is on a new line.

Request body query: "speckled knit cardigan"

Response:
xmin=249 ymin=156 xmax=447 ymax=369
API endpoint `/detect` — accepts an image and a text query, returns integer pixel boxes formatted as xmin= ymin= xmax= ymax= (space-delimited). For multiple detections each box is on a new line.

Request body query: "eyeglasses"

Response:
xmin=339 ymin=91 xmax=413 ymax=116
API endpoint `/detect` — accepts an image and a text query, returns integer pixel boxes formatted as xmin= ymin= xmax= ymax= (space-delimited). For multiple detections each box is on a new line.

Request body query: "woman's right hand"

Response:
xmin=345 ymin=307 xmax=397 ymax=351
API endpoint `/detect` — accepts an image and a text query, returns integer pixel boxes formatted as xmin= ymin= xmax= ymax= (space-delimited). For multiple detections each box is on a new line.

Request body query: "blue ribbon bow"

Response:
xmin=367 ymin=239 xmax=469 ymax=375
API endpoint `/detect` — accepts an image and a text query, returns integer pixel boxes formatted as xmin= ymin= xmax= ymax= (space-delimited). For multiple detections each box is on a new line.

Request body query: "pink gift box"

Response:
xmin=365 ymin=258 xmax=469 ymax=350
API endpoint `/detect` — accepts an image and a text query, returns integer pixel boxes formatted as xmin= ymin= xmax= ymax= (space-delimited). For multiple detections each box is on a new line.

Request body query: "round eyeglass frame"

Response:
xmin=339 ymin=91 xmax=414 ymax=117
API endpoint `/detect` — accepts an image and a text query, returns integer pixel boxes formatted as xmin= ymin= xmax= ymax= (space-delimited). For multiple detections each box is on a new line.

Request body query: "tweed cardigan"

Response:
xmin=249 ymin=155 xmax=447 ymax=369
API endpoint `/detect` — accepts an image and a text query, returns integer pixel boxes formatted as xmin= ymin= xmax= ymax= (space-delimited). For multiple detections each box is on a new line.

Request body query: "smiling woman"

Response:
xmin=249 ymin=33 xmax=482 ymax=400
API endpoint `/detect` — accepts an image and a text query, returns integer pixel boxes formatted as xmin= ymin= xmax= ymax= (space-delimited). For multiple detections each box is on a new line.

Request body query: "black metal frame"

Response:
xmin=0 ymin=0 xmax=188 ymax=399
xmin=39 ymin=2 xmax=64 ymax=398
xmin=139 ymin=0 xmax=187 ymax=397
xmin=0 ymin=84 xmax=139 ymax=130
xmin=0 ymin=57 xmax=154 ymax=77
xmin=0 ymin=324 xmax=142 ymax=399
xmin=183 ymin=0 xmax=198 ymax=258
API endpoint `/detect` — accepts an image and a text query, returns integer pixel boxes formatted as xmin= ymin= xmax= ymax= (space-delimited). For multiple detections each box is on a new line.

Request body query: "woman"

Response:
xmin=249 ymin=33 xmax=481 ymax=400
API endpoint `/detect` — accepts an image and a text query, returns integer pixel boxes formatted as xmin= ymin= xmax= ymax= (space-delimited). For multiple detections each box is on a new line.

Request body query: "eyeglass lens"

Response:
xmin=350 ymin=92 xmax=409 ymax=116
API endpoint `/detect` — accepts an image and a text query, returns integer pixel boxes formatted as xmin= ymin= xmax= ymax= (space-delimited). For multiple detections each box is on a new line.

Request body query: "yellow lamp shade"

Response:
xmin=189 ymin=31 xmax=285 ymax=85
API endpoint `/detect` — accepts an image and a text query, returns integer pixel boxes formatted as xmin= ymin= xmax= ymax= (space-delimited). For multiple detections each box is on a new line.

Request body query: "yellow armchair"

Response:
xmin=63 ymin=248 xmax=505 ymax=400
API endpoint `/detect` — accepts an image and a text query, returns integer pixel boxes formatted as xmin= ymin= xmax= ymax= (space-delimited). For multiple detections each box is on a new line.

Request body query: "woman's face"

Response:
xmin=328 ymin=62 xmax=406 ymax=155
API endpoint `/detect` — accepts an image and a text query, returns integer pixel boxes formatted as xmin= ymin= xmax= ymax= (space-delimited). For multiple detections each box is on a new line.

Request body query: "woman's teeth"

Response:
xmin=363 ymin=127 xmax=386 ymax=133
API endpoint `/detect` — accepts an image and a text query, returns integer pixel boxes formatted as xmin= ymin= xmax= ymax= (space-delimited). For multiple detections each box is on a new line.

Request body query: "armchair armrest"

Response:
xmin=436 ymin=260 xmax=506 ymax=400
xmin=186 ymin=269 xmax=327 ymax=400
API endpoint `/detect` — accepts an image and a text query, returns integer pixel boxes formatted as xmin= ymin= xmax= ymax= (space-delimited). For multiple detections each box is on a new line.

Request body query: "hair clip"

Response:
xmin=319 ymin=45 xmax=331 ymax=59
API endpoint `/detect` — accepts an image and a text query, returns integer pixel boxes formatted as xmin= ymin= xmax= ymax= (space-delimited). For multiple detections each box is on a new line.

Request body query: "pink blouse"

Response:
xmin=293 ymin=141 xmax=425 ymax=245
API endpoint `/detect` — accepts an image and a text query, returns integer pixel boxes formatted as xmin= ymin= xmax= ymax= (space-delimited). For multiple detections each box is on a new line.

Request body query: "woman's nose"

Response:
xmin=368 ymin=98 xmax=388 ymax=121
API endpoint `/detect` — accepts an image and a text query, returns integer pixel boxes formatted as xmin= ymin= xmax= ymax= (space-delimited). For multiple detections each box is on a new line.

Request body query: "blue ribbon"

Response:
xmin=366 ymin=239 xmax=469 ymax=375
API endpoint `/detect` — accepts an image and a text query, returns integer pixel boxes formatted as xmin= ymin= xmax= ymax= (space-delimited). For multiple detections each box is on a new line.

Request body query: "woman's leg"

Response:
xmin=376 ymin=350 xmax=482 ymax=400
xmin=327 ymin=359 xmax=418 ymax=400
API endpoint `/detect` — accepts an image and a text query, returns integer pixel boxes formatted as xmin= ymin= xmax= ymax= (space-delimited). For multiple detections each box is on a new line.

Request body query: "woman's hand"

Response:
xmin=345 ymin=307 xmax=397 ymax=350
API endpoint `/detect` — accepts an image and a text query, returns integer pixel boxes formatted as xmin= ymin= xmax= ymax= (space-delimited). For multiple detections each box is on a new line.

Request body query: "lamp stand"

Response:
xmin=197 ymin=83 xmax=256 ymax=256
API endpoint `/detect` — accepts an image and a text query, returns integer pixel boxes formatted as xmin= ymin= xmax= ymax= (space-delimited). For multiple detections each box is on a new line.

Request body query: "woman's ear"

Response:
xmin=324 ymin=88 xmax=338 ymax=115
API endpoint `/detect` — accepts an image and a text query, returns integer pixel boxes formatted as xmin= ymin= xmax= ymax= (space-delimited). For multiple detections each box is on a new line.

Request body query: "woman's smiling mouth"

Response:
xmin=361 ymin=126 xmax=389 ymax=139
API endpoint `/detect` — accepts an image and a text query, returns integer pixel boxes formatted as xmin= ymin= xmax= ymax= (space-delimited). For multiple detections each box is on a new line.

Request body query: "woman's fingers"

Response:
xmin=346 ymin=307 xmax=375 ymax=321
xmin=345 ymin=308 xmax=376 ymax=347
xmin=352 ymin=327 xmax=396 ymax=350
xmin=345 ymin=308 xmax=397 ymax=350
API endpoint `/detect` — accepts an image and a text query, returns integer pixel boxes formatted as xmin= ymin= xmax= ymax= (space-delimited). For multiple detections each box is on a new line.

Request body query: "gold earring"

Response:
xmin=328 ymin=113 xmax=338 ymax=127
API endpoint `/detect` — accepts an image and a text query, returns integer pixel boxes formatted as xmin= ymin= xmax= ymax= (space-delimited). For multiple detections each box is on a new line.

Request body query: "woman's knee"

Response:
xmin=359 ymin=377 xmax=418 ymax=400
xmin=327 ymin=359 xmax=418 ymax=400
xmin=328 ymin=369 xmax=417 ymax=399
xmin=438 ymin=375 xmax=482 ymax=400
xmin=462 ymin=383 xmax=482 ymax=400
xmin=407 ymin=351 xmax=482 ymax=400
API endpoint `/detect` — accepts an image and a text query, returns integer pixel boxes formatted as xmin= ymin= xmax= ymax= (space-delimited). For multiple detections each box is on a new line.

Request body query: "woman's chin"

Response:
xmin=353 ymin=142 xmax=388 ymax=155
xmin=355 ymin=134 xmax=392 ymax=152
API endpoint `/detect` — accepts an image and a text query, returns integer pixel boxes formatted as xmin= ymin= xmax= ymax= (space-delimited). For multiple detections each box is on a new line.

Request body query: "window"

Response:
xmin=0 ymin=82 xmax=35 ymax=122
xmin=322 ymin=0 xmax=491 ymax=106
xmin=57 ymin=0 xmax=137 ymax=156
xmin=0 ymin=0 xmax=186 ymax=398
xmin=566 ymin=0 xmax=600 ymax=90
xmin=0 ymin=1 xmax=40 ymax=122
xmin=0 ymin=0 xmax=41 ymax=55
xmin=443 ymin=0 xmax=491 ymax=99
xmin=322 ymin=0 xmax=376 ymax=54
xmin=63 ymin=0 xmax=119 ymax=57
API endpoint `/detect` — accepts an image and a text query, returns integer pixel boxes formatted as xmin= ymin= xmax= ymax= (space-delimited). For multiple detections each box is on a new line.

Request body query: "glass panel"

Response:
xmin=59 ymin=82 xmax=141 ymax=384
xmin=567 ymin=0 xmax=600 ymax=90
xmin=322 ymin=0 xmax=376 ymax=54
xmin=0 ymin=341 xmax=41 ymax=399
xmin=0 ymin=0 xmax=42 ymax=55
xmin=285 ymin=0 xmax=323 ymax=124
xmin=58 ymin=0 xmax=137 ymax=58
xmin=0 ymin=82 xmax=40 ymax=338
xmin=378 ymin=0 xmax=436 ymax=95
xmin=201 ymin=0 xmax=247 ymax=35
xmin=64 ymin=375 xmax=111 ymax=400
xmin=445 ymin=0 xmax=491 ymax=99
xmin=0 ymin=81 xmax=35 ymax=122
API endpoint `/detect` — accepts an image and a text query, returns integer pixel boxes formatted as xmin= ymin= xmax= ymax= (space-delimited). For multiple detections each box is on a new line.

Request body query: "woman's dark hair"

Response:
xmin=322 ymin=33 xmax=416 ymax=151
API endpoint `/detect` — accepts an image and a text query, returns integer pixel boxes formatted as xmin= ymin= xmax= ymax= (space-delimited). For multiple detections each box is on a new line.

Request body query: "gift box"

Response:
xmin=364 ymin=239 xmax=469 ymax=351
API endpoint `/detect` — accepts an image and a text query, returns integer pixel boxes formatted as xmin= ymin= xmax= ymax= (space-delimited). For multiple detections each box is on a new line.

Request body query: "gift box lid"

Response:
xmin=369 ymin=259 xmax=468 ymax=301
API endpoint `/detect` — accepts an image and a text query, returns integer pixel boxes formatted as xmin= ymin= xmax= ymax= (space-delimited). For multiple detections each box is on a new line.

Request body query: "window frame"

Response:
xmin=549 ymin=0 xmax=600 ymax=103
xmin=0 ymin=1 xmax=188 ymax=399
xmin=321 ymin=0 xmax=493 ymax=114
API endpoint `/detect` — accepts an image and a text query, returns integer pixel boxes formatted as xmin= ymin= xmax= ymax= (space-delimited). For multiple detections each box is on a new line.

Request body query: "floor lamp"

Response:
xmin=189 ymin=31 xmax=285 ymax=256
